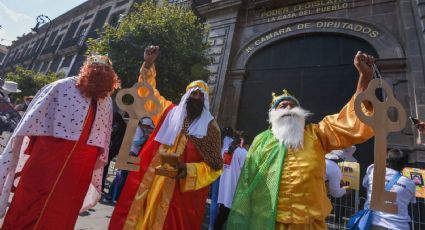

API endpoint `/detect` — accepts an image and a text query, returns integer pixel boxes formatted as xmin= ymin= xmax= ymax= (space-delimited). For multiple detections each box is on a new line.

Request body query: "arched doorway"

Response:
xmin=236 ymin=33 xmax=377 ymax=189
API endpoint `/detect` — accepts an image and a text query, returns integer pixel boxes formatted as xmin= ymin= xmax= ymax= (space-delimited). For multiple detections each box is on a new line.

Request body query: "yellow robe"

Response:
xmin=118 ymin=64 xmax=222 ymax=230
xmin=275 ymin=96 xmax=374 ymax=229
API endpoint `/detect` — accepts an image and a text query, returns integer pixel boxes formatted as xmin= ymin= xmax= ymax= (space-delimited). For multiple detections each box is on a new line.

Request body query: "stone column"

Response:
xmin=196 ymin=0 xmax=243 ymax=120
xmin=217 ymin=71 xmax=245 ymax=128
xmin=398 ymin=0 xmax=425 ymax=164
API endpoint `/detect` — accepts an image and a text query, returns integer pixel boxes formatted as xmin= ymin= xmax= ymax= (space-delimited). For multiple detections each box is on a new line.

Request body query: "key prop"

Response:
xmin=115 ymin=80 xmax=160 ymax=171
xmin=354 ymin=78 xmax=406 ymax=214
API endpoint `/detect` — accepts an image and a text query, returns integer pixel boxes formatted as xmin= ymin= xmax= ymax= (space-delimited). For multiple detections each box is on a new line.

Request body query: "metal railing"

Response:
xmin=326 ymin=192 xmax=425 ymax=230
xmin=410 ymin=197 xmax=425 ymax=230
xmin=326 ymin=191 xmax=360 ymax=230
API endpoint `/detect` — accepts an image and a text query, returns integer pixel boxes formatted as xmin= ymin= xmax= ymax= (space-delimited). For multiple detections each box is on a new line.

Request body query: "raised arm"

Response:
xmin=138 ymin=45 xmax=172 ymax=125
xmin=316 ymin=51 xmax=375 ymax=152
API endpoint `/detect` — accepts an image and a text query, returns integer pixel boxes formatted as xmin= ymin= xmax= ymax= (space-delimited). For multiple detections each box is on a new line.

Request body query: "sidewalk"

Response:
xmin=75 ymin=201 xmax=114 ymax=230
xmin=75 ymin=161 xmax=117 ymax=229
xmin=75 ymin=201 xmax=211 ymax=230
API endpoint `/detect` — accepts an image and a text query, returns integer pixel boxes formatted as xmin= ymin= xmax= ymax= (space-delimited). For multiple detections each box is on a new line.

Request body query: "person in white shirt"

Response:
xmin=214 ymin=136 xmax=248 ymax=230
xmin=363 ymin=149 xmax=416 ymax=230
xmin=325 ymin=146 xmax=357 ymax=198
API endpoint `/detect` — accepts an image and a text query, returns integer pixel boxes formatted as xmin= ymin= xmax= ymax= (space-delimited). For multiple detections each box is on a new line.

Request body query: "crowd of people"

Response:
xmin=0 ymin=45 xmax=421 ymax=230
xmin=0 ymin=81 xmax=24 ymax=135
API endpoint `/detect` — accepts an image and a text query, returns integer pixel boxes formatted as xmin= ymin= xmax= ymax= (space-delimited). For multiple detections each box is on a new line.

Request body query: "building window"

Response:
xmin=54 ymin=35 xmax=63 ymax=46
xmin=34 ymin=61 xmax=42 ymax=72
xmin=60 ymin=55 xmax=73 ymax=68
xmin=65 ymin=20 xmax=81 ymax=39
xmin=21 ymin=44 xmax=29 ymax=57
xmin=38 ymin=61 xmax=46 ymax=72
xmin=76 ymin=25 xmax=89 ymax=45
xmin=49 ymin=56 xmax=62 ymax=72
xmin=46 ymin=30 xmax=59 ymax=46
xmin=77 ymin=25 xmax=89 ymax=37
xmin=109 ymin=10 xmax=125 ymax=27
xmin=42 ymin=61 xmax=51 ymax=73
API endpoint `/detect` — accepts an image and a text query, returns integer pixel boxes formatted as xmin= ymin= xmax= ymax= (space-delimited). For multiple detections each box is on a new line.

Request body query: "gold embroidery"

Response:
xmin=124 ymin=118 xmax=222 ymax=229
xmin=188 ymin=120 xmax=223 ymax=170
xmin=124 ymin=134 xmax=188 ymax=230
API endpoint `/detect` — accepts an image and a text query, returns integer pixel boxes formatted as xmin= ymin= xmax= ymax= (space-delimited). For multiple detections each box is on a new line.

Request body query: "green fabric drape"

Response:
xmin=227 ymin=130 xmax=286 ymax=230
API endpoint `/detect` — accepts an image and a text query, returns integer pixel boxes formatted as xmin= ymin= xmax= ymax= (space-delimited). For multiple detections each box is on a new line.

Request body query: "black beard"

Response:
xmin=186 ymin=97 xmax=204 ymax=120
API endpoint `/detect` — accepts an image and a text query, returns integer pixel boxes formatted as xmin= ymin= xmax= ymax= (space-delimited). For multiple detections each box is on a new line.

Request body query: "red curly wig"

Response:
xmin=76 ymin=63 xmax=120 ymax=100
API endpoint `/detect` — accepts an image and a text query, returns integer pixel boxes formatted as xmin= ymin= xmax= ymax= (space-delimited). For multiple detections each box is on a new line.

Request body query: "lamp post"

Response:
xmin=29 ymin=14 xmax=52 ymax=70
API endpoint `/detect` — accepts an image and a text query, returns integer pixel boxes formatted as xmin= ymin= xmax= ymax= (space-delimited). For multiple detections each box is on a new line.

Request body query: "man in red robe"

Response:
xmin=109 ymin=46 xmax=223 ymax=230
xmin=0 ymin=55 xmax=119 ymax=229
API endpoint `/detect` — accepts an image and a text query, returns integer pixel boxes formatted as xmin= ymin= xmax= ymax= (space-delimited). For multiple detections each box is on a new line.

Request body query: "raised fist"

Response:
xmin=144 ymin=45 xmax=159 ymax=68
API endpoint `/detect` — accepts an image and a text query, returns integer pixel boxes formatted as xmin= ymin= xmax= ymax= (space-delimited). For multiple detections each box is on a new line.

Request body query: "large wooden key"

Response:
xmin=354 ymin=78 xmax=406 ymax=214
xmin=115 ymin=79 xmax=160 ymax=171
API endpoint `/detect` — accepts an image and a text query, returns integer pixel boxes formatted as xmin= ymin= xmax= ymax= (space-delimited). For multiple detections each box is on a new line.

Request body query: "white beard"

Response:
xmin=268 ymin=106 xmax=311 ymax=150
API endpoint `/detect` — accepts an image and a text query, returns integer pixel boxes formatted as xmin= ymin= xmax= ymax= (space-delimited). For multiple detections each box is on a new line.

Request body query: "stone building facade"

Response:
xmin=0 ymin=0 xmax=136 ymax=77
xmin=195 ymin=0 xmax=425 ymax=167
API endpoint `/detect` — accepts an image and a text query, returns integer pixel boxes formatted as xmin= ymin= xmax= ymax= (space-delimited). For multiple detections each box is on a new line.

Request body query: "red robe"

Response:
xmin=1 ymin=102 xmax=99 ymax=230
xmin=109 ymin=105 xmax=211 ymax=230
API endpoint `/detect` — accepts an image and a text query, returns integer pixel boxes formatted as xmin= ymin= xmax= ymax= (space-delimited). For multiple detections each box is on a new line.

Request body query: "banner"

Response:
xmin=338 ymin=161 xmax=360 ymax=190
xmin=403 ymin=167 xmax=425 ymax=198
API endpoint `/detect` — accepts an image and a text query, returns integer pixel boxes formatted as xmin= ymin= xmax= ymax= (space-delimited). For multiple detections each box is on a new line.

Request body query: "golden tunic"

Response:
xmin=276 ymin=96 xmax=374 ymax=226
xmin=120 ymin=64 xmax=222 ymax=230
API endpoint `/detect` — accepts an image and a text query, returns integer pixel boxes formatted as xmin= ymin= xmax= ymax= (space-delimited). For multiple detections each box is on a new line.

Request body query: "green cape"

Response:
xmin=227 ymin=130 xmax=287 ymax=230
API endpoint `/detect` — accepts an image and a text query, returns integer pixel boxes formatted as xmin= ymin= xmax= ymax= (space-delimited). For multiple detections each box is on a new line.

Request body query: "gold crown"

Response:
xmin=186 ymin=80 xmax=209 ymax=94
xmin=271 ymin=89 xmax=299 ymax=108
xmin=86 ymin=54 xmax=112 ymax=67
xmin=272 ymin=89 xmax=290 ymax=102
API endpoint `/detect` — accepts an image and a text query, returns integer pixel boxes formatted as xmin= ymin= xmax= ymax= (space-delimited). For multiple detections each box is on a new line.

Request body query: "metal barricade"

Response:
xmin=410 ymin=197 xmax=425 ymax=230
xmin=326 ymin=191 xmax=360 ymax=229
xmin=326 ymin=192 xmax=425 ymax=230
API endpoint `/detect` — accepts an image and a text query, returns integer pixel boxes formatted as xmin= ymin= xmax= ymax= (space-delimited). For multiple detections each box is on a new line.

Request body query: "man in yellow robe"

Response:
xmin=226 ymin=51 xmax=375 ymax=230
xmin=109 ymin=46 xmax=223 ymax=230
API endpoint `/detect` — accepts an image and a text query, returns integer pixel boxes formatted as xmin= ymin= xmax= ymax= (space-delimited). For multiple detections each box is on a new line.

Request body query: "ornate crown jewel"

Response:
xmin=86 ymin=54 xmax=112 ymax=67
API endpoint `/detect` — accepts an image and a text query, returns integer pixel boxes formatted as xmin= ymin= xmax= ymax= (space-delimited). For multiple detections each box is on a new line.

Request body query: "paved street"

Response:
xmin=75 ymin=161 xmax=116 ymax=229
xmin=75 ymin=199 xmax=211 ymax=230
xmin=75 ymin=201 xmax=114 ymax=230
xmin=76 ymin=161 xmax=211 ymax=230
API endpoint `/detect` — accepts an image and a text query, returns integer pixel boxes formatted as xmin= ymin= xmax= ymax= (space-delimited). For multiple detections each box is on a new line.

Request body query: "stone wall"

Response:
xmin=198 ymin=0 xmax=425 ymax=163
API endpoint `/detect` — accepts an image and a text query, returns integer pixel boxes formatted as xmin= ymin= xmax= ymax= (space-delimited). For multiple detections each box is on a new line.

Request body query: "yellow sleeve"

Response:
xmin=179 ymin=162 xmax=223 ymax=192
xmin=316 ymin=95 xmax=374 ymax=153
xmin=138 ymin=63 xmax=173 ymax=126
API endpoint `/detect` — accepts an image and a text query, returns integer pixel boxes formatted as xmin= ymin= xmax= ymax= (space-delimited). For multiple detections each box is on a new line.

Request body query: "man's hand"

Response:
xmin=342 ymin=185 xmax=352 ymax=195
xmin=175 ymin=162 xmax=187 ymax=179
xmin=354 ymin=51 xmax=375 ymax=94
xmin=415 ymin=121 xmax=425 ymax=134
xmin=144 ymin=45 xmax=159 ymax=69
